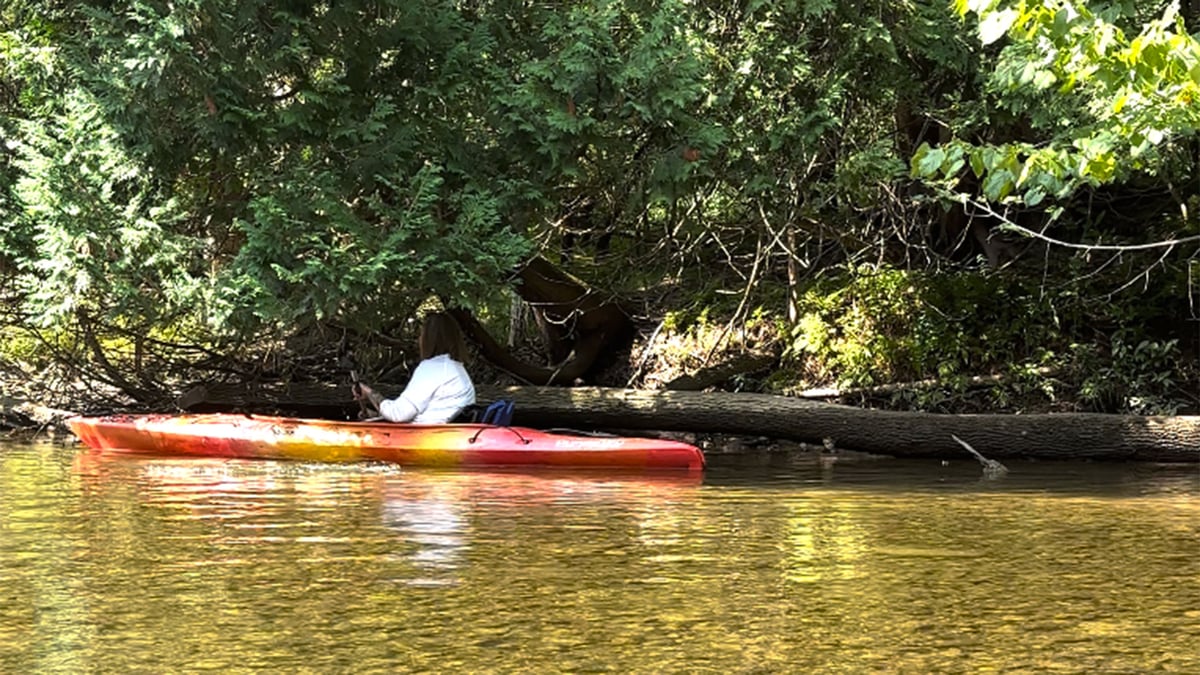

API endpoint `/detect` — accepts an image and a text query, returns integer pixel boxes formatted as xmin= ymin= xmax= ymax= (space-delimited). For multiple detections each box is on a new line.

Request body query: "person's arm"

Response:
xmin=354 ymin=383 xmax=419 ymax=422
xmin=355 ymin=361 xmax=438 ymax=423
xmin=378 ymin=391 xmax=420 ymax=422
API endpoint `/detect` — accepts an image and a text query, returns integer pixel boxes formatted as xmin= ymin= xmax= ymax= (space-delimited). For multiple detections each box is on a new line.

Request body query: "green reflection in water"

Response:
xmin=1 ymin=443 xmax=1197 ymax=673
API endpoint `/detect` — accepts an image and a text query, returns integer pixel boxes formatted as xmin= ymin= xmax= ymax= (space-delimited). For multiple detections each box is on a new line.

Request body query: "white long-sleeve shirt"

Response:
xmin=378 ymin=354 xmax=475 ymax=424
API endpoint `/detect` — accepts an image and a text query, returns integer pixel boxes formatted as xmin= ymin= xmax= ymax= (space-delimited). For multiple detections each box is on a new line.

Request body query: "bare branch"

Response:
xmin=968 ymin=197 xmax=1200 ymax=252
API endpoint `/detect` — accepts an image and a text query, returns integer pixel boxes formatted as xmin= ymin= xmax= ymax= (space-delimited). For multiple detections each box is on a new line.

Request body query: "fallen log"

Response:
xmin=172 ymin=381 xmax=1200 ymax=463
xmin=478 ymin=386 xmax=1199 ymax=463
xmin=1 ymin=398 xmax=82 ymax=436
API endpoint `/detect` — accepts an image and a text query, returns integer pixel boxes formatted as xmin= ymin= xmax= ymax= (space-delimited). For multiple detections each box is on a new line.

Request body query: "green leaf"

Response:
xmin=969 ymin=150 xmax=985 ymax=178
xmin=915 ymin=146 xmax=947 ymax=177
xmin=978 ymin=9 xmax=1018 ymax=46
xmin=1032 ymin=70 xmax=1056 ymax=89
xmin=982 ymin=169 xmax=1015 ymax=200
xmin=963 ymin=0 xmax=999 ymax=16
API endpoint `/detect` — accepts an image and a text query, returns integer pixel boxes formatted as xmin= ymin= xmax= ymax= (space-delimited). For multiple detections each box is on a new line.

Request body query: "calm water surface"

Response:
xmin=1 ymin=441 xmax=1197 ymax=673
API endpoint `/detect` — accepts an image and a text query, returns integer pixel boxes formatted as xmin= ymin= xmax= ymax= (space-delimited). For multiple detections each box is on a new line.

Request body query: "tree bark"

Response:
xmin=450 ymin=255 xmax=633 ymax=385
xmin=477 ymin=386 xmax=1199 ymax=462
xmin=175 ymin=381 xmax=1200 ymax=463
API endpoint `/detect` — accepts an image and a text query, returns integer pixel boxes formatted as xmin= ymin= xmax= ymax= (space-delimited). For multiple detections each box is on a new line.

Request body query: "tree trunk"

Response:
xmin=175 ymin=381 xmax=1200 ymax=463
xmin=450 ymin=255 xmax=633 ymax=385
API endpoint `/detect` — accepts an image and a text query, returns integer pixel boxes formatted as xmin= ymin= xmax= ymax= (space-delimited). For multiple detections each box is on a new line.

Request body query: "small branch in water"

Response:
xmin=951 ymin=434 xmax=1009 ymax=477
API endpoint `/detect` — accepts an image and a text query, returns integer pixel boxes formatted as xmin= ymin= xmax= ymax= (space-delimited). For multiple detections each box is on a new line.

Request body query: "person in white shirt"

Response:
xmin=353 ymin=312 xmax=476 ymax=423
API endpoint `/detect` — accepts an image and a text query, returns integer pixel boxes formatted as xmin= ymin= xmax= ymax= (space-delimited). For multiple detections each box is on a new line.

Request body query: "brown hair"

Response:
xmin=419 ymin=311 xmax=469 ymax=362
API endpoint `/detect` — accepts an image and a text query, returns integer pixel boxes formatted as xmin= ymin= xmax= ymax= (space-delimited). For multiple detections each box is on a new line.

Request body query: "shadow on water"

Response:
xmin=703 ymin=449 xmax=1200 ymax=498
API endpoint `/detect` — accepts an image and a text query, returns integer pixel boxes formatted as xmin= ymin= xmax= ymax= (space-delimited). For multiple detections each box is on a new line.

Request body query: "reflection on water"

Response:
xmin=382 ymin=480 xmax=468 ymax=586
xmin=0 ymin=443 xmax=1197 ymax=672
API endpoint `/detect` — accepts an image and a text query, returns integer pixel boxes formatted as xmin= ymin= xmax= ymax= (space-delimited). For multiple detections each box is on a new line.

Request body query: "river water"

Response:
xmin=1 ymin=440 xmax=1197 ymax=673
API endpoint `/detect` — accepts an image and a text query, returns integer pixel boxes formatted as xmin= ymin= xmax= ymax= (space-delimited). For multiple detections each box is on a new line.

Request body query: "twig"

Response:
xmin=625 ymin=319 xmax=666 ymax=388
xmin=1105 ymin=243 xmax=1175 ymax=299
xmin=968 ymin=197 xmax=1200 ymax=251
xmin=951 ymin=434 xmax=1009 ymax=477
xmin=702 ymin=226 xmax=765 ymax=366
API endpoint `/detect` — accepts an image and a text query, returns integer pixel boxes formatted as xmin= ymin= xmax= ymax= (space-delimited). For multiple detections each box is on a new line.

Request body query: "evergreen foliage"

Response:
xmin=0 ymin=0 xmax=1196 ymax=412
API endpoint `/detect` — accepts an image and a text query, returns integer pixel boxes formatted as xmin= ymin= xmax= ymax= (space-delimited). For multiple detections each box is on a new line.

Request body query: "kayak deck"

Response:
xmin=67 ymin=414 xmax=706 ymax=471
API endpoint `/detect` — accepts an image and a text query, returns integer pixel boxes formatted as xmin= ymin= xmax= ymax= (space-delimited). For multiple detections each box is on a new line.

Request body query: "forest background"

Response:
xmin=3 ymin=0 xmax=1200 ymax=423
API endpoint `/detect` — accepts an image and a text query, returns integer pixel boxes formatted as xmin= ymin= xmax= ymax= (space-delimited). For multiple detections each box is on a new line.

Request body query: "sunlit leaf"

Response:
xmin=915 ymin=146 xmax=947 ymax=177
xmin=978 ymin=9 xmax=1018 ymax=45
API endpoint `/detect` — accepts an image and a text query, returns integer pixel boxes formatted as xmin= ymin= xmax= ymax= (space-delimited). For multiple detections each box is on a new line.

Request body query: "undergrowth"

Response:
xmin=633 ymin=262 xmax=1197 ymax=416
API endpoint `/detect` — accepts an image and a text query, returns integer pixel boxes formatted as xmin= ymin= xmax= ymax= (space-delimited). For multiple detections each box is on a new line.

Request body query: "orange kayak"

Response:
xmin=67 ymin=414 xmax=706 ymax=471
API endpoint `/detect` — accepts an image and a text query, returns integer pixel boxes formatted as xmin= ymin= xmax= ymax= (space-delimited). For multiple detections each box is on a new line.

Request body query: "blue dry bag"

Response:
xmin=480 ymin=399 xmax=515 ymax=426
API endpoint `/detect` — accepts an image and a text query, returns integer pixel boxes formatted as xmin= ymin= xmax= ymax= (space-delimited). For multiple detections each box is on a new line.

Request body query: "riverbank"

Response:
xmin=3 ymin=314 xmax=1197 ymax=464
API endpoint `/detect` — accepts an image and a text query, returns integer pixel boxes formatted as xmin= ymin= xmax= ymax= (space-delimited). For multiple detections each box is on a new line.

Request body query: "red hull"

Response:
xmin=68 ymin=414 xmax=706 ymax=471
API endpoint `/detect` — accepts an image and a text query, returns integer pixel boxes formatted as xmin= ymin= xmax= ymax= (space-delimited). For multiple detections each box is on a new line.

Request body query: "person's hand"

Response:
xmin=353 ymin=383 xmax=384 ymax=411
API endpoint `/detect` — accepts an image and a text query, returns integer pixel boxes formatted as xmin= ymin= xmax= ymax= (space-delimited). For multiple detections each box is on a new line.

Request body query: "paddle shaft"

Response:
xmin=350 ymin=370 xmax=382 ymax=417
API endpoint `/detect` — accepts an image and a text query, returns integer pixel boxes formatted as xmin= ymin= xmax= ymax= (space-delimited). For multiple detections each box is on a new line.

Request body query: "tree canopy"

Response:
xmin=916 ymin=1 xmax=1200 ymax=207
